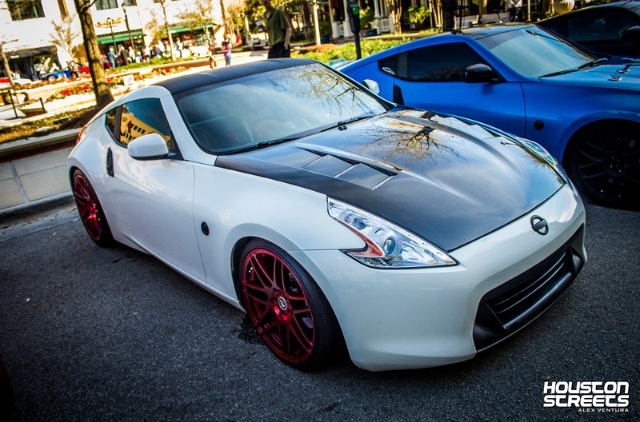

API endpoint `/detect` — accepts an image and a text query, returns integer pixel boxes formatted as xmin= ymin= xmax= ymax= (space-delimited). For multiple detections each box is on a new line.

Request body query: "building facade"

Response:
xmin=0 ymin=0 xmax=222 ymax=81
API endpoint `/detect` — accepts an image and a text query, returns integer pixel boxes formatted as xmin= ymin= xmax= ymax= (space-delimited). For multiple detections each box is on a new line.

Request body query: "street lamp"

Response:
xmin=106 ymin=17 xmax=117 ymax=54
xmin=122 ymin=2 xmax=135 ymax=50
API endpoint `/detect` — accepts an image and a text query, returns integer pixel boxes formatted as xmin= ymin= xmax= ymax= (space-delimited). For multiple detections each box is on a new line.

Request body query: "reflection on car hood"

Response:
xmin=216 ymin=110 xmax=565 ymax=251
xmin=545 ymin=63 xmax=640 ymax=88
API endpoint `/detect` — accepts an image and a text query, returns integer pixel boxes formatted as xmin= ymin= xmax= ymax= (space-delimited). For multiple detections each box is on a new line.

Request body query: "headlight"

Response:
xmin=328 ymin=199 xmax=456 ymax=269
xmin=520 ymin=138 xmax=558 ymax=167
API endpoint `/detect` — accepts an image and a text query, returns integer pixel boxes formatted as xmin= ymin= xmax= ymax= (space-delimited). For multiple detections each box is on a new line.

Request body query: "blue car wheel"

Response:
xmin=566 ymin=120 xmax=640 ymax=209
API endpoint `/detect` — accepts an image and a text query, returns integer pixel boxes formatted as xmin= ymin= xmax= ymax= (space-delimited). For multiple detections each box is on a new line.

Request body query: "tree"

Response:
xmin=0 ymin=39 xmax=18 ymax=89
xmin=175 ymin=0 xmax=220 ymax=44
xmin=50 ymin=13 xmax=81 ymax=67
xmin=73 ymin=0 xmax=113 ymax=107
xmin=226 ymin=0 xmax=248 ymax=40
xmin=385 ymin=0 xmax=403 ymax=34
xmin=155 ymin=0 xmax=175 ymax=60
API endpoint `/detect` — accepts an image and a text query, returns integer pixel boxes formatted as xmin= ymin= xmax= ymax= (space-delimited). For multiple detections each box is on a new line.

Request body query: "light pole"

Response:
xmin=312 ymin=1 xmax=321 ymax=46
xmin=106 ymin=17 xmax=117 ymax=54
xmin=122 ymin=2 xmax=134 ymax=50
xmin=158 ymin=0 xmax=174 ymax=59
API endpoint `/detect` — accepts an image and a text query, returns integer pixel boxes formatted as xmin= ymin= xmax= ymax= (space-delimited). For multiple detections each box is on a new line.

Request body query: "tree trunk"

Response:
xmin=74 ymin=0 xmax=114 ymax=108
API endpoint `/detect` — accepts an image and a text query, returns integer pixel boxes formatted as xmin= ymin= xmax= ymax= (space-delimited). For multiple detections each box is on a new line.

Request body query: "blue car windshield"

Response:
xmin=177 ymin=63 xmax=387 ymax=154
xmin=477 ymin=27 xmax=594 ymax=78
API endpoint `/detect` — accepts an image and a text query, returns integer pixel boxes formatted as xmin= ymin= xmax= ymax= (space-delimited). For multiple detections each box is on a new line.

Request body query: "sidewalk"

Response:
xmin=0 ymin=129 xmax=78 ymax=217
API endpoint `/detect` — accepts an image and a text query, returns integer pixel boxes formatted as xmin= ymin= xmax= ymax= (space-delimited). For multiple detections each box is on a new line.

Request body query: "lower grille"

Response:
xmin=473 ymin=225 xmax=585 ymax=351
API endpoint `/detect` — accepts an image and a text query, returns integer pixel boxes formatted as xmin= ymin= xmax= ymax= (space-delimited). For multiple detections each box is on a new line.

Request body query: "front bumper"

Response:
xmin=291 ymin=184 xmax=586 ymax=371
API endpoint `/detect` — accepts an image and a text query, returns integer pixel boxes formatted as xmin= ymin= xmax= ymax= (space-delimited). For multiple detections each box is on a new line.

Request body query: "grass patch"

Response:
xmin=293 ymin=38 xmax=407 ymax=63
xmin=0 ymin=106 xmax=100 ymax=144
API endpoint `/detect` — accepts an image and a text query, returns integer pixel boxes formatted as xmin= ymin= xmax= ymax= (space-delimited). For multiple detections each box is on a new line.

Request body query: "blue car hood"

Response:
xmin=216 ymin=110 xmax=565 ymax=251
xmin=544 ymin=63 xmax=640 ymax=89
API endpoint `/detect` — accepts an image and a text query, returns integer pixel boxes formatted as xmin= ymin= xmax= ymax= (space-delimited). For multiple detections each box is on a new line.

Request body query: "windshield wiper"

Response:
xmin=234 ymin=137 xmax=299 ymax=153
xmin=542 ymin=57 xmax=609 ymax=77
xmin=338 ymin=114 xmax=375 ymax=127
xmin=318 ymin=114 xmax=375 ymax=133
xmin=578 ymin=57 xmax=608 ymax=69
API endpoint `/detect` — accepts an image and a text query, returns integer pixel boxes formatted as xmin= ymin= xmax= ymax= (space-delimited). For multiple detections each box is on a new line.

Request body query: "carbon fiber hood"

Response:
xmin=215 ymin=110 xmax=565 ymax=251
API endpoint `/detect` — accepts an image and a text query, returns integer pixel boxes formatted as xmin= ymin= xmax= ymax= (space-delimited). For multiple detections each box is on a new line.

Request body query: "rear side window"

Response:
xmin=117 ymin=98 xmax=174 ymax=152
xmin=105 ymin=108 xmax=117 ymax=139
xmin=400 ymin=43 xmax=486 ymax=82
xmin=378 ymin=55 xmax=397 ymax=76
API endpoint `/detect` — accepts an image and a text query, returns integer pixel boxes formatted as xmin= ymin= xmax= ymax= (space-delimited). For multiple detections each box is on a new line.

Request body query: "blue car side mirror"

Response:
xmin=464 ymin=63 xmax=495 ymax=83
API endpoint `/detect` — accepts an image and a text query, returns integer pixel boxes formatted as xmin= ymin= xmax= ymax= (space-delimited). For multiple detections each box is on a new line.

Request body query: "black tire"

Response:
xmin=566 ymin=121 xmax=640 ymax=209
xmin=71 ymin=169 xmax=115 ymax=247
xmin=239 ymin=239 xmax=341 ymax=369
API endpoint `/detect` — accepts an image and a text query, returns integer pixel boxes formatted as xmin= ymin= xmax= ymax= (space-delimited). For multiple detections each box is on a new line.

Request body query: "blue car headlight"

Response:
xmin=328 ymin=199 xmax=457 ymax=269
xmin=520 ymin=138 xmax=558 ymax=167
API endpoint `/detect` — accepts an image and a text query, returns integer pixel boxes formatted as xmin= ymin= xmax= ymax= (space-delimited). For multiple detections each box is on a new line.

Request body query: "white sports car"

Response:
xmin=68 ymin=59 xmax=586 ymax=371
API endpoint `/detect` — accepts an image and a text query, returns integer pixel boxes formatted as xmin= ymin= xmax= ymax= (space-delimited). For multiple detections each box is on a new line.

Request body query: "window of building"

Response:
xmin=7 ymin=0 xmax=45 ymax=21
xmin=95 ymin=0 xmax=118 ymax=10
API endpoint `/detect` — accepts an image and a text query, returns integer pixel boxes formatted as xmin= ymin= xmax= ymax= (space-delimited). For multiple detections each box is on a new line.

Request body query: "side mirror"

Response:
xmin=464 ymin=63 xmax=495 ymax=83
xmin=128 ymin=133 xmax=169 ymax=160
xmin=362 ymin=79 xmax=380 ymax=95
xmin=622 ymin=26 xmax=640 ymax=41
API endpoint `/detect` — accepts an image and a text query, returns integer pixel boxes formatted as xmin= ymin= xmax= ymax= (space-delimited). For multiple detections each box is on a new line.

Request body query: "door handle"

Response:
xmin=106 ymin=147 xmax=114 ymax=177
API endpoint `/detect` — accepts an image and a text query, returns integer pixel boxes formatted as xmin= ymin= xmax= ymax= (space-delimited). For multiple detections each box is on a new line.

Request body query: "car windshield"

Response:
xmin=177 ymin=63 xmax=387 ymax=154
xmin=476 ymin=26 xmax=595 ymax=77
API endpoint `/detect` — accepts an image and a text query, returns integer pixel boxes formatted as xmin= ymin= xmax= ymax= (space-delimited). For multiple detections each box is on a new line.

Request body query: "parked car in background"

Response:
xmin=78 ymin=55 xmax=113 ymax=75
xmin=68 ymin=59 xmax=586 ymax=371
xmin=340 ymin=24 xmax=640 ymax=208
xmin=40 ymin=68 xmax=77 ymax=82
xmin=0 ymin=72 xmax=34 ymax=88
xmin=537 ymin=0 xmax=640 ymax=59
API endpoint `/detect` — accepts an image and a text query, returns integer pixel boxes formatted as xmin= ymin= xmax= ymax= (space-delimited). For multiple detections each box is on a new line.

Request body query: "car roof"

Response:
xmin=540 ymin=0 xmax=640 ymax=20
xmin=154 ymin=58 xmax=318 ymax=95
xmin=455 ymin=23 xmax=533 ymax=39
xmin=590 ymin=0 xmax=640 ymax=12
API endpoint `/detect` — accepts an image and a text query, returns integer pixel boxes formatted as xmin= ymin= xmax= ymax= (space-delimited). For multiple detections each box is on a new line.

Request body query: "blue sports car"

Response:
xmin=340 ymin=24 xmax=640 ymax=208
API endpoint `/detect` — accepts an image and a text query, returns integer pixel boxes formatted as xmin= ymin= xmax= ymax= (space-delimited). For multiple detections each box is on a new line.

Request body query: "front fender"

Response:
xmin=522 ymin=83 xmax=640 ymax=161
xmin=192 ymin=164 xmax=363 ymax=302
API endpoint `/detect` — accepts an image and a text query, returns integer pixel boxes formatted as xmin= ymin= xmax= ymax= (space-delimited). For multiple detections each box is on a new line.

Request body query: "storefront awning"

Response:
xmin=97 ymin=31 xmax=144 ymax=45
xmin=6 ymin=46 xmax=57 ymax=59
xmin=170 ymin=23 xmax=217 ymax=34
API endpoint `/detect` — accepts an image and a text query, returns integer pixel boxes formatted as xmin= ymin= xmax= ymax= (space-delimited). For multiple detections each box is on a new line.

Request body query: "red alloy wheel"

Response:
xmin=241 ymin=246 xmax=318 ymax=365
xmin=72 ymin=169 xmax=113 ymax=246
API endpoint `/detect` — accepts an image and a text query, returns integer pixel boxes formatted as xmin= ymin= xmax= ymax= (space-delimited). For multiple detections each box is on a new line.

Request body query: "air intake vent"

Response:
xmin=302 ymin=153 xmax=394 ymax=190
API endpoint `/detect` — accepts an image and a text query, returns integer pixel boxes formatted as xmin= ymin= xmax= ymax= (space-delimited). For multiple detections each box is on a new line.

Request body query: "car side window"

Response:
xmin=378 ymin=55 xmax=397 ymax=76
xmin=105 ymin=108 xmax=118 ymax=140
xmin=399 ymin=43 xmax=487 ymax=82
xmin=568 ymin=10 xmax=637 ymax=42
xmin=118 ymin=98 xmax=175 ymax=152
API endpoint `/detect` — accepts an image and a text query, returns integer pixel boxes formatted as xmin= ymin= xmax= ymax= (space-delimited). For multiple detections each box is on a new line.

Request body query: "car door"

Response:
xmin=388 ymin=42 xmax=527 ymax=137
xmin=106 ymin=97 xmax=205 ymax=281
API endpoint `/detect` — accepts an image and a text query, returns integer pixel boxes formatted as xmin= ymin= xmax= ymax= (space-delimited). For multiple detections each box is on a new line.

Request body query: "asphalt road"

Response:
xmin=0 ymin=199 xmax=638 ymax=421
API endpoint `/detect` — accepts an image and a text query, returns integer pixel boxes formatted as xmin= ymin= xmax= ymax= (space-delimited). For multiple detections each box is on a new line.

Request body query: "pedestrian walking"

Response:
xmin=222 ymin=36 xmax=232 ymax=66
xmin=261 ymin=0 xmax=292 ymax=58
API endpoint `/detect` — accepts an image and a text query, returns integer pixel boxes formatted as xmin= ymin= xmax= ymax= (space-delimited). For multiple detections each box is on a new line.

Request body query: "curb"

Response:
xmin=0 ymin=193 xmax=74 ymax=220
xmin=0 ymin=128 xmax=80 ymax=159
